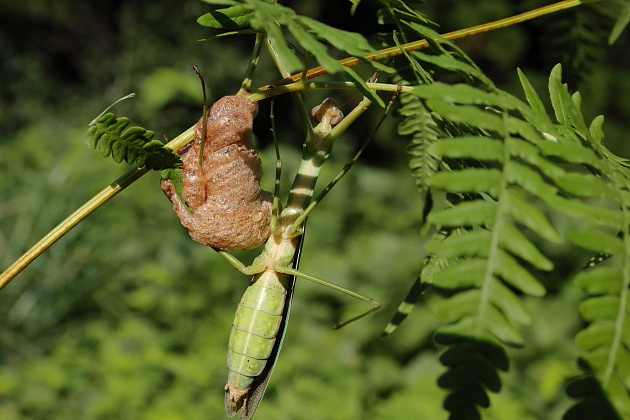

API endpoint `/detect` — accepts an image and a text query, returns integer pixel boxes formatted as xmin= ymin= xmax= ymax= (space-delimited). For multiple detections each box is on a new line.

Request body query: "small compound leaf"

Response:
xmin=87 ymin=112 xmax=181 ymax=170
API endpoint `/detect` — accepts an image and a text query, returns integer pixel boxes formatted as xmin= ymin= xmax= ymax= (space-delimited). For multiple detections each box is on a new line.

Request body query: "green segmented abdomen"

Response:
xmin=226 ymin=271 xmax=289 ymax=398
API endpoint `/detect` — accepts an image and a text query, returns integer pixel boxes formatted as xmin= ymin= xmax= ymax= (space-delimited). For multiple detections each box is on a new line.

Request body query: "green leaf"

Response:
xmin=343 ymin=67 xmax=385 ymax=107
xmin=517 ymin=68 xmax=547 ymax=116
xmin=428 ymin=200 xmax=497 ymax=227
xmin=287 ymin=20 xmax=341 ymax=72
xmin=413 ymin=83 xmax=500 ymax=107
xmin=428 ymin=137 xmax=504 ymax=162
xmin=488 ymin=280 xmax=532 ymax=326
xmin=197 ymin=5 xmax=254 ymax=29
xmin=589 ymin=115 xmax=606 ymax=144
xmin=483 ymin=304 xmax=524 ymax=346
xmin=298 ymin=16 xmax=375 ymax=56
xmin=437 ymin=318 xmax=489 ymax=342
xmin=426 ymin=230 xmax=491 ymax=259
xmin=432 ymin=260 xmax=487 ymax=289
xmin=538 ymin=141 xmax=604 ymax=172
xmin=430 ymin=169 xmax=503 ymax=198
xmin=506 ymin=161 xmax=558 ymax=199
xmin=506 ymin=137 xmax=567 ymax=182
xmin=548 ymin=64 xmax=590 ymax=138
xmin=609 ymin=0 xmax=630 ymax=44
xmin=433 ymin=289 xmax=481 ymax=322
xmin=547 ymin=195 xmax=623 ymax=227
xmin=575 ymin=266 xmax=624 ymax=294
xmin=242 ymin=0 xmax=389 ymax=91
xmin=566 ymin=230 xmax=625 ymax=255
xmin=495 ymin=250 xmax=546 ymax=297
xmin=499 ymin=223 xmax=553 ymax=271
xmin=409 ymin=49 xmax=491 ymax=86
xmin=554 ymin=172 xmax=616 ymax=199
xmin=580 ymin=296 xmax=627 ymax=321
xmin=504 ymin=191 xmax=562 ymax=243
xmin=425 ymin=100 xmax=504 ymax=134
xmin=575 ymin=322 xmax=616 ymax=352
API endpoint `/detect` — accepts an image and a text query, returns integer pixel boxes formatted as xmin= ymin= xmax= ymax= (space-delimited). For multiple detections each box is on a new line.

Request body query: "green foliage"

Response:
xmin=199 ymin=0 xmax=391 ymax=105
xmin=406 ymin=61 xmax=630 ymax=418
xmin=86 ymin=112 xmax=182 ymax=170
xmin=3 ymin=1 xmax=630 ymax=420
xmin=436 ymin=335 xmax=508 ymax=420
xmin=609 ymin=0 xmax=630 ymax=43
xmin=535 ymin=3 xmax=611 ymax=88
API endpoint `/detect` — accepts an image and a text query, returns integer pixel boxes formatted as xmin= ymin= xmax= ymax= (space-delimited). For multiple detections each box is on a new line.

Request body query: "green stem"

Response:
xmin=0 ymin=125 xmax=195 ymax=289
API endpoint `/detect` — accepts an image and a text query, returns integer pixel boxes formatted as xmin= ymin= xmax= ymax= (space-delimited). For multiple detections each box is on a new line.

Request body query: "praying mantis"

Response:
xmin=160 ymin=88 xmax=386 ymax=418
xmin=217 ymin=93 xmax=385 ymax=418
xmin=0 ymin=1 xmax=594 ymax=418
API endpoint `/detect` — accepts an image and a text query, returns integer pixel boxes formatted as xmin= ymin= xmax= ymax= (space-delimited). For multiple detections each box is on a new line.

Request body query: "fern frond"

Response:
xmin=564 ymin=373 xmax=623 ymax=420
xmin=398 ymin=91 xmax=439 ymax=224
xmin=407 ymin=65 xmax=630 ymax=418
xmin=570 ymin=263 xmax=630 ymax=418
xmin=86 ymin=112 xmax=181 ymax=171
xmin=435 ymin=335 xmax=509 ymax=420
xmin=542 ymin=65 xmax=630 ymax=417
xmin=412 ymin=78 xmax=597 ymax=347
xmin=533 ymin=2 xmax=612 ymax=87
xmin=528 ymin=64 xmax=629 ymax=418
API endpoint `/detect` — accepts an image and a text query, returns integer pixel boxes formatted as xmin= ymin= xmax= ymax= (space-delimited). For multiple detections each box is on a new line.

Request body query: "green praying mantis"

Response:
xmin=217 ymin=93 xmax=386 ymax=419
xmin=0 ymin=1 xmax=591 ymax=419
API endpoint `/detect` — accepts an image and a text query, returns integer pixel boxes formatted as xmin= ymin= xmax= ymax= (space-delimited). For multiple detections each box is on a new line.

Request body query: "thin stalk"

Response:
xmin=0 ymin=125 xmax=195 ymax=289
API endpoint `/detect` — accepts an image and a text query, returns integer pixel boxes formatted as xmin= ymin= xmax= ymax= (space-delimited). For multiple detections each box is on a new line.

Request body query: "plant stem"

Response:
xmin=0 ymin=125 xmax=195 ymax=289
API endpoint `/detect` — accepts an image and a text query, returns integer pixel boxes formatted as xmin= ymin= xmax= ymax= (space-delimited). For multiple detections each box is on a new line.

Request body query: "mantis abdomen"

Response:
xmin=225 ymin=268 xmax=291 ymax=417
xmin=224 ymin=233 xmax=301 ymax=419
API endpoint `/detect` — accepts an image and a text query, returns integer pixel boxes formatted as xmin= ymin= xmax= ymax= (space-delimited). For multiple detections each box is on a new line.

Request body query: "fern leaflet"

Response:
xmin=87 ymin=112 xmax=182 ymax=171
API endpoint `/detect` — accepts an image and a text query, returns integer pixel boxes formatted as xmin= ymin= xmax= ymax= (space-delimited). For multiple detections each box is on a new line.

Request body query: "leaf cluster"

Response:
xmin=403 ymin=62 xmax=630 ymax=419
xmin=86 ymin=112 xmax=182 ymax=170
xmin=375 ymin=2 xmax=630 ymax=417
xmin=198 ymin=0 xmax=393 ymax=105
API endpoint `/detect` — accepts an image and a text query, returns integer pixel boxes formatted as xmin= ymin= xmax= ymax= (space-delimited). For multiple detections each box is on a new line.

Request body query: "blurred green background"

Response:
xmin=0 ymin=1 xmax=628 ymax=419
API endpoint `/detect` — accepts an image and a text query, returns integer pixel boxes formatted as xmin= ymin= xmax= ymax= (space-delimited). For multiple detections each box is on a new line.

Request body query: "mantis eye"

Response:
xmin=161 ymin=96 xmax=273 ymax=251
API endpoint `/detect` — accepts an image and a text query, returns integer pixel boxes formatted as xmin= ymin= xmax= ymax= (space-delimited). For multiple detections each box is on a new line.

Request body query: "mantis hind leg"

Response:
xmin=276 ymin=265 xmax=382 ymax=329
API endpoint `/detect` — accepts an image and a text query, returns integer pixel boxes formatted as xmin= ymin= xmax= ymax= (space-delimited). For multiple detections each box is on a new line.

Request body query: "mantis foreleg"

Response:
xmin=218 ymin=251 xmax=267 ymax=276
